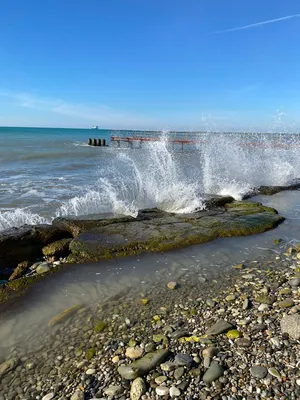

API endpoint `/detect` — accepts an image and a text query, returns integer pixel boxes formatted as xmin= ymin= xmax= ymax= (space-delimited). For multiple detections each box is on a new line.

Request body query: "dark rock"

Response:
xmin=174 ymin=353 xmax=193 ymax=367
xmin=0 ymin=225 xmax=72 ymax=270
xmin=8 ymin=261 xmax=31 ymax=281
xmin=206 ymin=320 xmax=234 ymax=335
xmin=203 ymin=362 xmax=224 ymax=382
xmin=42 ymin=238 xmax=72 ymax=258
xmin=117 ymin=349 xmax=170 ymax=380
xmin=250 ymin=365 xmax=268 ymax=379
xmin=65 ymin=203 xmax=283 ymax=264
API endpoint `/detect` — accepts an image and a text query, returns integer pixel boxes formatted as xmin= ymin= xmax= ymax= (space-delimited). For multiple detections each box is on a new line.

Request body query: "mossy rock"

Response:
xmin=42 ymin=238 xmax=72 ymax=257
xmin=48 ymin=304 xmax=84 ymax=327
xmin=94 ymin=321 xmax=107 ymax=333
xmin=86 ymin=348 xmax=96 ymax=360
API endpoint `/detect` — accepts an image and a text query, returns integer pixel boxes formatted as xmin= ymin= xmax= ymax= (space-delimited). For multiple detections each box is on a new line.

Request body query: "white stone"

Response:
xmin=169 ymin=386 xmax=181 ymax=397
xmin=258 ymin=304 xmax=269 ymax=312
xmin=42 ymin=394 xmax=55 ymax=400
xmin=86 ymin=368 xmax=96 ymax=375
xmin=156 ymin=386 xmax=169 ymax=396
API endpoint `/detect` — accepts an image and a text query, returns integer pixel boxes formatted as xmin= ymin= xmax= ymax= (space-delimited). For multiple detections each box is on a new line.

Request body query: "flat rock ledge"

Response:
xmin=0 ymin=197 xmax=284 ymax=305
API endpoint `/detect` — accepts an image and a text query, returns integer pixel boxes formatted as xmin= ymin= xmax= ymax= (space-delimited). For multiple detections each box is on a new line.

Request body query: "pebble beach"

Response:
xmin=1 ymin=243 xmax=300 ymax=400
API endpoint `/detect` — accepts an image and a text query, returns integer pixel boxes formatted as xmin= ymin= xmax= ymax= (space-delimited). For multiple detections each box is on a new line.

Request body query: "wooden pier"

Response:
xmin=88 ymin=132 xmax=300 ymax=151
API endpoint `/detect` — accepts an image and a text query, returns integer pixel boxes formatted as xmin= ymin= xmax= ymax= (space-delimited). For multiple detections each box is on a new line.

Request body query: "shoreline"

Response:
xmin=0 ymin=243 xmax=300 ymax=399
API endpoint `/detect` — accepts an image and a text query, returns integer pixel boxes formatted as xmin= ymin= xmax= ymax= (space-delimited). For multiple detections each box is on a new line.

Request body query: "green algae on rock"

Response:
xmin=67 ymin=201 xmax=284 ymax=263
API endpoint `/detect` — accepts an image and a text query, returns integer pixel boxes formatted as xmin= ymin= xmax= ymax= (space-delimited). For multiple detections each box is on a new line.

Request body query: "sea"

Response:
xmin=1 ymin=126 xmax=300 ymax=232
xmin=1 ymin=126 xmax=300 ymax=355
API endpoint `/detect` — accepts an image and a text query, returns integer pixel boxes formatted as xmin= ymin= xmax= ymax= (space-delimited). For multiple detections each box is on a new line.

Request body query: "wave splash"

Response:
xmin=0 ymin=209 xmax=49 ymax=231
xmin=58 ymin=139 xmax=203 ymax=217
xmin=1 ymin=132 xmax=300 ymax=231
xmin=200 ymin=133 xmax=300 ymax=199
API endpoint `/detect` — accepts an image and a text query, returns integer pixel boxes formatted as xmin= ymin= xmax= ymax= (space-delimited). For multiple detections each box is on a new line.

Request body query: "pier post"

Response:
xmin=93 ymin=138 xmax=97 ymax=146
xmin=101 ymin=139 xmax=106 ymax=147
xmin=97 ymin=138 xmax=102 ymax=146
xmin=88 ymin=138 xmax=92 ymax=145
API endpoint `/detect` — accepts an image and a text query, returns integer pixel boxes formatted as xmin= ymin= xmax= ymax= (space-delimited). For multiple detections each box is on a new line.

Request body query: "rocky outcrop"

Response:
xmin=42 ymin=238 xmax=72 ymax=258
xmin=66 ymin=201 xmax=284 ymax=264
xmin=0 ymin=225 xmax=72 ymax=271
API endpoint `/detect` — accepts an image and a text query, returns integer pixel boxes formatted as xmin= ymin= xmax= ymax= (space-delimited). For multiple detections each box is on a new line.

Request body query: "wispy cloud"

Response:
xmin=211 ymin=13 xmax=300 ymax=34
xmin=0 ymin=90 xmax=157 ymax=129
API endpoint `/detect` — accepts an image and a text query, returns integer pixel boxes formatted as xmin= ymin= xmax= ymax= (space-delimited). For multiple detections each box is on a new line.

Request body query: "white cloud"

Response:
xmin=0 ymin=91 xmax=158 ymax=129
xmin=211 ymin=13 xmax=300 ymax=34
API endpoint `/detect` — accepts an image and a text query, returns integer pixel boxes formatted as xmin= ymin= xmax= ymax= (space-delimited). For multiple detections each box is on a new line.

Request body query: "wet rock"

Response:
xmin=8 ymin=261 xmax=31 ymax=281
xmin=0 ymin=358 xmax=19 ymax=377
xmin=104 ymin=386 xmax=123 ymax=396
xmin=48 ymin=304 xmax=84 ymax=327
xmin=118 ymin=349 xmax=170 ymax=380
xmin=206 ymin=320 xmax=234 ymax=335
xmin=36 ymin=263 xmax=50 ymax=274
xmin=0 ymin=224 xmax=72 ymax=269
xmin=203 ymin=362 xmax=224 ymax=382
xmin=130 ymin=377 xmax=146 ymax=400
xmin=167 ymin=281 xmax=178 ymax=290
xmin=42 ymin=238 xmax=72 ymax=258
xmin=280 ymin=314 xmax=300 ymax=339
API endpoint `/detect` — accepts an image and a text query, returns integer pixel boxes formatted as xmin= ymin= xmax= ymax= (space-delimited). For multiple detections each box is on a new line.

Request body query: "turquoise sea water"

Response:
xmin=1 ymin=126 xmax=300 ymax=231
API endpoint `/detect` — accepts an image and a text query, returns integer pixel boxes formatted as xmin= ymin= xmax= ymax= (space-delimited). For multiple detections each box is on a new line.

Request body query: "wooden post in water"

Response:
xmin=97 ymin=138 xmax=102 ymax=146
xmin=88 ymin=138 xmax=92 ymax=145
xmin=101 ymin=139 xmax=106 ymax=147
xmin=93 ymin=138 xmax=97 ymax=146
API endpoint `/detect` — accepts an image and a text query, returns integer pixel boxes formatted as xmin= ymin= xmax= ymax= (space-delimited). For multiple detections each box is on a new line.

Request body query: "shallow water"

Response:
xmin=1 ymin=190 xmax=300 ymax=359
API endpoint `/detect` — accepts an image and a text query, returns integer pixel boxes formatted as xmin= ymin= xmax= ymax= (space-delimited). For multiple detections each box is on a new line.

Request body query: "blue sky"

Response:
xmin=0 ymin=0 xmax=300 ymax=131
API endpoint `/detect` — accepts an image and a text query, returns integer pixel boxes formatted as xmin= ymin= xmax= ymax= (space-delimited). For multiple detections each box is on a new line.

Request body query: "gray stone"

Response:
xmin=174 ymin=367 xmax=185 ymax=380
xmin=236 ymin=338 xmax=251 ymax=348
xmin=71 ymin=391 xmax=84 ymax=400
xmin=36 ymin=263 xmax=51 ymax=274
xmin=174 ymin=353 xmax=193 ymax=367
xmin=242 ymin=298 xmax=250 ymax=310
xmin=160 ymin=361 xmax=177 ymax=372
xmin=130 ymin=377 xmax=146 ymax=400
xmin=289 ymin=278 xmax=300 ymax=287
xmin=104 ymin=385 xmax=123 ymax=397
xmin=206 ymin=320 xmax=234 ymax=335
xmin=206 ymin=299 xmax=216 ymax=307
xmin=280 ymin=314 xmax=300 ymax=339
xmin=170 ymin=330 xmax=190 ymax=339
xmin=118 ymin=349 xmax=170 ymax=380
xmin=250 ymin=365 xmax=268 ymax=379
xmin=203 ymin=362 xmax=224 ymax=382
xmin=177 ymin=381 xmax=189 ymax=391
xmin=202 ymin=347 xmax=219 ymax=358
